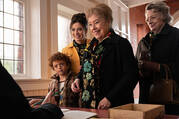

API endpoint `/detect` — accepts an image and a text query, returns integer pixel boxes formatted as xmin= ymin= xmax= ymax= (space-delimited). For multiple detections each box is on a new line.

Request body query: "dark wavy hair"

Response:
xmin=70 ymin=13 xmax=88 ymax=31
xmin=49 ymin=52 xmax=71 ymax=71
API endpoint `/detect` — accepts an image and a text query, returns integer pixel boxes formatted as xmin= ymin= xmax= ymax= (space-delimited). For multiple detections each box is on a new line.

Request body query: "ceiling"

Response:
xmin=120 ymin=0 xmax=166 ymax=8
xmin=58 ymin=0 xmax=166 ymax=12
xmin=86 ymin=0 xmax=166 ymax=8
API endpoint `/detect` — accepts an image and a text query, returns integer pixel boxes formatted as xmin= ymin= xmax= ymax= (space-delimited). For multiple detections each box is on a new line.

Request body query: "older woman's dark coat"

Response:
xmin=98 ymin=29 xmax=139 ymax=107
xmin=78 ymin=29 xmax=138 ymax=108
xmin=136 ymin=23 xmax=179 ymax=114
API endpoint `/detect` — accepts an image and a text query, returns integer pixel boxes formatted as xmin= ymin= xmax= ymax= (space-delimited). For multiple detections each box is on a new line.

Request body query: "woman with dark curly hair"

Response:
xmin=62 ymin=13 xmax=91 ymax=75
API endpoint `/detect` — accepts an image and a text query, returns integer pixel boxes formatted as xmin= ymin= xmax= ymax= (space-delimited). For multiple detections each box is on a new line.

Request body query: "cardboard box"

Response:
xmin=109 ymin=103 xmax=165 ymax=119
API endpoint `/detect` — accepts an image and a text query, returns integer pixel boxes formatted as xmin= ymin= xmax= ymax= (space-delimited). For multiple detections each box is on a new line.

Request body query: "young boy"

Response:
xmin=29 ymin=52 xmax=80 ymax=108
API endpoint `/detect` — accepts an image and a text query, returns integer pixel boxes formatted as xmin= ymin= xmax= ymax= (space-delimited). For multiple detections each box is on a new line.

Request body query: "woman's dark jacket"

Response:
xmin=51 ymin=72 xmax=80 ymax=107
xmin=136 ymin=24 xmax=179 ymax=88
xmin=79 ymin=29 xmax=139 ymax=107
xmin=136 ymin=24 xmax=179 ymax=114
xmin=99 ymin=29 xmax=138 ymax=107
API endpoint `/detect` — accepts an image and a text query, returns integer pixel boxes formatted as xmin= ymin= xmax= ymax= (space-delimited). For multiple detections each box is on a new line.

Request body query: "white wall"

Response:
xmin=17 ymin=0 xmax=58 ymax=91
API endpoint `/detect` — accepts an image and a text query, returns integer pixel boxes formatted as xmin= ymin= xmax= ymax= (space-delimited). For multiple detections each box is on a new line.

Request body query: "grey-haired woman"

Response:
xmin=136 ymin=1 xmax=179 ymax=115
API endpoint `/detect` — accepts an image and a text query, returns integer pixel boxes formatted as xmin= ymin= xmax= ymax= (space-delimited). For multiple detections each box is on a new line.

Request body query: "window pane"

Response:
xmin=122 ymin=33 xmax=127 ymax=38
xmin=0 ymin=59 xmax=3 ymax=64
xmin=1 ymin=0 xmax=24 ymax=75
xmin=4 ymin=60 xmax=13 ymax=74
xmin=174 ymin=21 xmax=179 ymax=29
xmin=4 ymin=28 xmax=13 ymax=44
xmin=14 ymin=31 xmax=23 ymax=45
xmin=14 ymin=45 xmax=23 ymax=60
xmin=4 ymin=13 xmax=13 ymax=29
xmin=14 ymin=16 xmax=20 ymax=30
xmin=58 ymin=16 xmax=72 ymax=51
xmin=20 ymin=17 xmax=23 ymax=30
xmin=14 ymin=1 xmax=23 ymax=16
xmin=0 ymin=27 xmax=3 ymax=42
xmin=4 ymin=0 xmax=13 ymax=14
xmin=4 ymin=44 xmax=13 ymax=59
xmin=0 ymin=43 xmax=3 ymax=59
xmin=0 ymin=12 xmax=3 ymax=26
xmin=0 ymin=0 xmax=3 ymax=11
xmin=14 ymin=30 xmax=19 ymax=44
xmin=14 ymin=16 xmax=23 ymax=30
xmin=15 ymin=60 xmax=23 ymax=74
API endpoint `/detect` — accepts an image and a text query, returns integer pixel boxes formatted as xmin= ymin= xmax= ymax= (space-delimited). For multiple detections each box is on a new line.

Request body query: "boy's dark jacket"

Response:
xmin=51 ymin=72 xmax=80 ymax=107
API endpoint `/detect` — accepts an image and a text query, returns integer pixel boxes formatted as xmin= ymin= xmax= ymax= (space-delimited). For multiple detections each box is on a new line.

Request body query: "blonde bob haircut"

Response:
xmin=86 ymin=3 xmax=113 ymax=28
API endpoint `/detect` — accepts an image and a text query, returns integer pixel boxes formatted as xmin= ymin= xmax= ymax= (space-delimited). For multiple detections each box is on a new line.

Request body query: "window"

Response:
xmin=58 ymin=15 xmax=72 ymax=51
xmin=174 ymin=21 xmax=179 ymax=28
xmin=0 ymin=0 xmax=24 ymax=74
xmin=110 ymin=0 xmax=130 ymax=40
xmin=57 ymin=3 xmax=79 ymax=52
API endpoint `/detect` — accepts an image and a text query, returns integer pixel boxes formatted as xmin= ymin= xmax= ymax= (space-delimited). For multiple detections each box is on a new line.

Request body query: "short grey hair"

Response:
xmin=145 ymin=1 xmax=172 ymax=23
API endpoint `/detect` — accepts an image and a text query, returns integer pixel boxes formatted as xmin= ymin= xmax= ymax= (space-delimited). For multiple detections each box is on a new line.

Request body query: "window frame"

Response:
xmin=13 ymin=0 xmax=41 ymax=80
xmin=0 ymin=0 xmax=26 ymax=77
xmin=108 ymin=0 xmax=130 ymax=41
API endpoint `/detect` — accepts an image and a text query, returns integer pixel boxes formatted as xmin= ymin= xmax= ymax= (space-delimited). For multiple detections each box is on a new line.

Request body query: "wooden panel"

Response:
xmin=23 ymin=89 xmax=48 ymax=97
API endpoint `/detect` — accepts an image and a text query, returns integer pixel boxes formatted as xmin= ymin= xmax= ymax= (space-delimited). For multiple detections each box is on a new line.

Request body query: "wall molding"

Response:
xmin=16 ymin=79 xmax=51 ymax=90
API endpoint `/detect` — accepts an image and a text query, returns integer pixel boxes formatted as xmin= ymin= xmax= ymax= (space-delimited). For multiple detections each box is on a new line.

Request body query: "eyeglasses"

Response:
xmin=145 ymin=12 xmax=161 ymax=23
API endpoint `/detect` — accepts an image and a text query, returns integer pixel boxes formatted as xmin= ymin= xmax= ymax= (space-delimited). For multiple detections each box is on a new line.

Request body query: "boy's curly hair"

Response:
xmin=49 ymin=52 xmax=71 ymax=71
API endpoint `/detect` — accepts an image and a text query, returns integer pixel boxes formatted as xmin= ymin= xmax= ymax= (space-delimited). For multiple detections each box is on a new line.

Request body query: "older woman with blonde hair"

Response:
xmin=72 ymin=3 xmax=138 ymax=109
xmin=136 ymin=1 xmax=179 ymax=114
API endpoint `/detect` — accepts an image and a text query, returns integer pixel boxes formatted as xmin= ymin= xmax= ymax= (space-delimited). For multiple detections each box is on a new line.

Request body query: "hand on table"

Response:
xmin=98 ymin=97 xmax=111 ymax=109
xmin=29 ymin=98 xmax=43 ymax=108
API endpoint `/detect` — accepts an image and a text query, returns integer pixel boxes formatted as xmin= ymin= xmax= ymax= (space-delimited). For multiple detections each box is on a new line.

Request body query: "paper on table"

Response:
xmin=62 ymin=110 xmax=97 ymax=119
xmin=61 ymin=109 xmax=70 ymax=113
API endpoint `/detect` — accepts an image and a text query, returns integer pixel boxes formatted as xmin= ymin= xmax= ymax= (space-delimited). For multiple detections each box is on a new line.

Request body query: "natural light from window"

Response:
xmin=58 ymin=15 xmax=72 ymax=51
xmin=174 ymin=21 xmax=179 ymax=28
xmin=0 ymin=0 xmax=24 ymax=74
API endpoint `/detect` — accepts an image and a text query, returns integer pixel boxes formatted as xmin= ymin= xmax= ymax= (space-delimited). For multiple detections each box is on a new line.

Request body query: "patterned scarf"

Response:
xmin=81 ymin=32 xmax=111 ymax=108
xmin=73 ymin=40 xmax=86 ymax=65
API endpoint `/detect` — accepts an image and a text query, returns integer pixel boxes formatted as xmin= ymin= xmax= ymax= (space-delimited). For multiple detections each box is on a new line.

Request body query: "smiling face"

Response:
xmin=145 ymin=9 xmax=165 ymax=34
xmin=88 ymin=14 xmax=110 ymax=42
xmin=52 ymin=60 xmax=69 ymax=76
xmin=71 ymin=22 xmax=86 ymax=44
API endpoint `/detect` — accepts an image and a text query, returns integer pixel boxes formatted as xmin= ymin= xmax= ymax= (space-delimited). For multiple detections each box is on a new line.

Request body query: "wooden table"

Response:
xmin=63 ymin=107 xmax=179 ymax=119
xmin=164 ymin=115 xmax=179 ymax=119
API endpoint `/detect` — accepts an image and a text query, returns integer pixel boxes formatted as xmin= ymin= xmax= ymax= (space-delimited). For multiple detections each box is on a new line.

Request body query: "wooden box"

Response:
xmin=109 ymin=103 xmax=165 ymax=119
